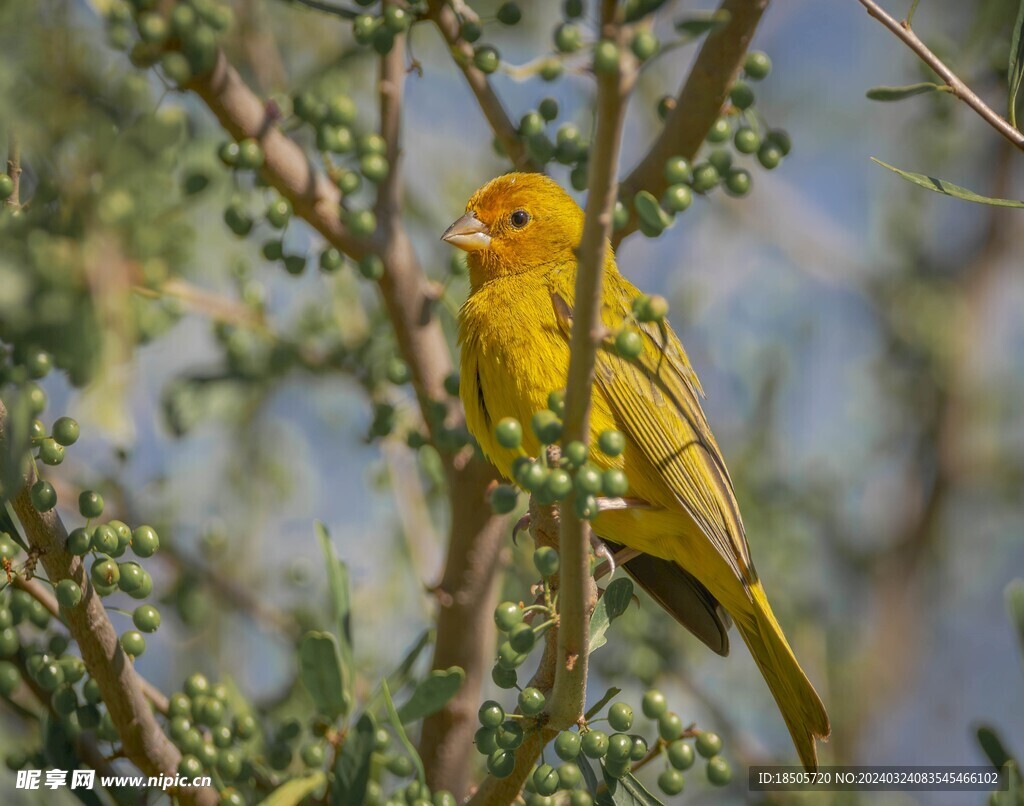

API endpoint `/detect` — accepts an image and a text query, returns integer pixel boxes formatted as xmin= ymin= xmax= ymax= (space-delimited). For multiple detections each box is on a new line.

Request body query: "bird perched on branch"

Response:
xmin=444 ymin=172 xmax=830 ymax=771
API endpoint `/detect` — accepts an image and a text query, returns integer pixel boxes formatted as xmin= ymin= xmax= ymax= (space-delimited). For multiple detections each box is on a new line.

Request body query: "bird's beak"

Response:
xmin=442 ymin=213 xmax=491 ymax=252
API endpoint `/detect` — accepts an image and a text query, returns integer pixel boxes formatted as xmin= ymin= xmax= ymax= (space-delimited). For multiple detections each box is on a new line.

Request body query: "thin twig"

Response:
xmin=856 ymin=0 xmax=1024 ymax=151
xmin=550 ymin=0 xmax=633 ymax=734
xmin=615 ymin=0 xmax=770 ymax=245
xmin=425 ymin=0 xmax=537 ymax=172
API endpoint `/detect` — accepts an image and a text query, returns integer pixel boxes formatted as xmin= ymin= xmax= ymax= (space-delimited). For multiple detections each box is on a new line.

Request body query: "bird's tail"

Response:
xmin=735 ymin=581 xmax=831 ymax=771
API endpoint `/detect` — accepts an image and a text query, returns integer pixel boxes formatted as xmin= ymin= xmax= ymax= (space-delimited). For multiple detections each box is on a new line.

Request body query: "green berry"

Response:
xmin=630 ymin=735 xmax=648 ymax=760
xmin=542 ymin=469 xmax=573 ymax=501
xmin=593 ymin=41 xmax=620 ymax=74
xmin=325 ymin=95 xmax=356 ymax=126
xmin=757 ymin=142 xmax=783 ymax=169
xmin=659 ymin=712 xmax=684 ymax=741
xmin=283 ymin=255 xmax=307 ymax=276
xmin=358 ymin=254 xmax=385 ymax=280
xmin=706 ymin=117 xmax=731 ymax=143
xmin=581 ymin=730 xmax=608 ymax=759
xmin=518 ymin=687 xmax=546 ymax=716
xmin=533 ymin=546 xmax=560 ymax=577
xmin=767 ymin=128 xmax=792 ymax=155
xmin=546 ymin=390 xmax=565 ymax=416
xmin=178 ymin=754 xmax=203 ymax=779
xmin=36 ymin=662 xmax=64 ymax=691
xmin=632 ymin=293 xmax=669 ymax=322
xmin=664 ymin=156 xmax=693 ymax=185
xmin=360 ymin=153 xmax=389 ymax=183
xmin=52 ymin=417 xmax=80 ymax=446
xmin=495 ymin=418 xmax=523 ymax=449
xmin=319 ymin=247 xmax=344 ymax=273
xmin=91 ymin=524 xmax=117 ymax=555
xmin=604 ymin=756 xmax=631 ymax=779
xmin=554 ymin=23 xmax=582 ymax=53
xmin=0 ymin=662 xmax=20 ymax=696
xmin=383 ymin=5 xmax=409 ymax=31
xmin=262 ymin=240 xmax=284 ymax=261
xmin=614 ymin=329 xmax=643 ymax=359
xmin=386 ymin=357 xmax=411 ymax=385
xmin=562 ymin=440 xmax=587 ymax=467
xmin=531 ymin=410 xmax=562 ymax=444
xmin=84 ymin=679 xmax=104 ymax=705
xmin=492 ymin=665 xmax=518 ymax=689
xmin=217 ymin=141 xmax=240 ymax=167
xmin=495 ymin=720 xmax=524 ymax=749
xmin=475 ymin=726 xmax=499 ymax=755
xmin=133 ymin=605 xmax=161 ymax=632
xmin=121 ymin=630 xmax=146 ymax=657
xmin=695 ymin=731 xmax=722 ymax=757
xmin=668 ymin=739 xmax=695 ymax=770
xmin=347 ymin=209 xmax=377 ymax=237
xmin=612 ymin=199 xmax=629 ymax=230
xmin=266 ymin=198 xmax=292 ymax=228
xmin=574 ymin=465 xmax=602 ymax=496
xmin=564 ymin=0 xmax=584 ymax=18
xmin=444 ymin=372 xmax=461 ymax=396
xmin=131 ymin=525 xmax=159 ymax=557
xmin=706 ymin=755 xmax=731 ymax=785
xmin=67 ymin=527 xmax=92 ymax=556
xmin=496 ymin=2 xmax=522 ymax=25
xmin=497 ymin=641 xmax=528 ymax=670
xmin=161 ymin=52 xmax=193 ymax=85
xmin=38 ymin=438 xmax=64 ymax=465
xmin=490 ymin=485 xmax=518 ymax=514
xmin=744 ymin=51 xmax=771 ymax=80
xmin=233 ymin=713 xmax=257 ymax=740
xmin=658 ymin=767 xmax=685 ymax=795
xmin=0 ymin=628 xmax=17 ymax=658
xmin=0 ymin=174 xmax=13 ymax=200
xmin=508 ymin=622 xmax=536 ymax=653
xmin=607 ymin=732 xmax=633 ymax=762
xmin=538 ymin=97 xmax=559 ymax=122
xmin=236 ymin=139 xmax=264 ymax=170
xmin=118 ymin=562 xmax=146 ymax=593
xmin=79 ymin=490 xmax=105 ymax=519
xmin=608 ymin=702 xmax=634 ymax=732
xmin=56 ymin=579 xmax=83 ymax=609
xmin=557 ymin=761 xmax=583 ymax=789
xmin=534 ymin=763 xmax=559 ymax=796
xmin=138 ymin=12 xmax=168 ymax=43
xmin=539 ymin=58 xmax=564 ymax=81
xmin=663 ymin=184 xmax=693 ymax=213
xmin=91 ymin=558 xmax=119 ymax=587
xmin=724 ymin=168 xmax=752 ymax=197
xmin=519 ymin=111 xmax=544 ymax=138
xmin=478 ymin=700 xmax=505 ymax=729
xmin=185 ymin=673 xmax=210 ymax=699
xmin=643 ymin=688 xmax=667 ymax=716
xmin=569 ymin=792 xmax=593 ymax=806
xmin=31 ymin=480 xmax=57 ymax=512
xmin=598 ymin=429 xmax=625 ymax=456
xmin=691 ymin=162 xmax=719 ymax=193
xmin=494 ymin=602 xmax=523 ymax=632
xmin=734 ymin=126 xmax=760 ymax=154
xmin=631 ymin=30 xmax=659 ymax=61
xmin=657 ymin=95 xmax=676 ymax=121
xmin=460 ymin=21 xmax=482 ymax=42
xmin=708 ymin=148 xmax=733 ymax=175
xmin=487 ymin=749 xmax=516 ymax=778
xmin=555 ymin=730 xmax=582 ymax=760
xmin=109 ymin=520 xmax=132 ymax=554
xmin=474 ymin=46 xmax=500 ymax=74
xmin=729 ymin=81 xmax=755 ymax=109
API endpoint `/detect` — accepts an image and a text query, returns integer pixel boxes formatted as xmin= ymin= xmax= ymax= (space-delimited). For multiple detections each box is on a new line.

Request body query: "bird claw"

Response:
xmin=512 ymin=514 xmax=532 ymax=545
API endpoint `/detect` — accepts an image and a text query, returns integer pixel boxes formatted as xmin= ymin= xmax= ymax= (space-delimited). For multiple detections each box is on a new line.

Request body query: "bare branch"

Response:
xmin=549 ymin=0 xmax=631 ymax=736
xmin=856 ymin=0 xmax=1024 ymax=152
xmin=0 ymin=401 xmax=217 ymax=806
xmin=425 ymin=0 xmax=538 ymax=172
xmin=615 ymin=0 xmax=770 ymax=245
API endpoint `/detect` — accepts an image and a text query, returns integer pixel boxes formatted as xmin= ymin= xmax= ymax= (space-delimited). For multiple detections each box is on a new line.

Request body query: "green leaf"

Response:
xmin=865 ymin=82 xmax=944 ymax=101
xmin=299 ymin=631 xmax=351 ymax=720
xmin=577 ymin=754 xmax=602 ymax=795
xmin=600 ymin=766 xmax=666 ymax=805
xmin=382 ymin=679 xmax=427 ymax=786
xmin=1009 ymin=0 xmax=1024 ymax=128
xmin=977 ymin=725 xmax=1013 ymax=770
xmin=871 ymin=159 xmax=1024 ymax=207
xmin=316 ymin=522 xmax=354 ymax=709
xmin=396 ymin=666 xmax=465 ymax=724
xmin=1006 ymin=579 xmax=1024 ymax=653
xmin=332 ymin=713 xmax=375 ymax=806
xmin=674 ymin=10 xmax=731 ymax=38
xmin=589 ymin=578 xmax=635 ymax=652
xmin=259 ymin=772 xmax=327 ymax=806
xmin=584 ymin=686 xmax=622 ymax=721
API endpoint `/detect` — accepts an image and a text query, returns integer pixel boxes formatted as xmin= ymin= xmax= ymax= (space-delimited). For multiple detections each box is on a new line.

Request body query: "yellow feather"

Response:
xmin=455 ymin=172 xmax=830 ymax=770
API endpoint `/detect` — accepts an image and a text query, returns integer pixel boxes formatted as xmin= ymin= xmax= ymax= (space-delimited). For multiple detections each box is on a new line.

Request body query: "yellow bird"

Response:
xmin=444 ymin=172 xmax=830 ymax=771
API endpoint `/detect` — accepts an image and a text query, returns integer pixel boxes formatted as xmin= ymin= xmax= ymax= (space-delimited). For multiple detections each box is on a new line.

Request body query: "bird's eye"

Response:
xmin=510 ymin=209 xmax=530 ymax=229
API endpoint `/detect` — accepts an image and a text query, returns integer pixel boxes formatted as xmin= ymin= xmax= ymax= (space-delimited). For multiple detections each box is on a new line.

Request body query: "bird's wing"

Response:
xmin=551 ymin=281 xmax=755 ymax=586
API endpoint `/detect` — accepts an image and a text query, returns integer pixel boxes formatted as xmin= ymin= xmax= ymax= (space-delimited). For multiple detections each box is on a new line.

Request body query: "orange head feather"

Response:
xmin=443 ymin=173 xmax=587 ymax=289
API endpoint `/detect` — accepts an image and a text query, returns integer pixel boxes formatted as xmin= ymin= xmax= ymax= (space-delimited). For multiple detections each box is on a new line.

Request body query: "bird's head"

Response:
xmin=442 ymin=173 xmax=586 ymax=288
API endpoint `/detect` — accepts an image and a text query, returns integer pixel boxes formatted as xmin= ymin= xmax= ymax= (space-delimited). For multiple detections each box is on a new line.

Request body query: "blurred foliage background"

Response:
xmin=1 ymin=0 xmax=1023 ymax=803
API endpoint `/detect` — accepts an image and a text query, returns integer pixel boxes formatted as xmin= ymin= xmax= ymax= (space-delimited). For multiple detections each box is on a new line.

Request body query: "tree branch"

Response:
xmin=0 ymin=401 xmax=216 ymax=805
xmin=855 ymin=0 xmax=1024 ymax=152
xmin=614 ymin=0 xmax=770 ymax=245
xmin=425 ymin=0 xmax=538 ymax=172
